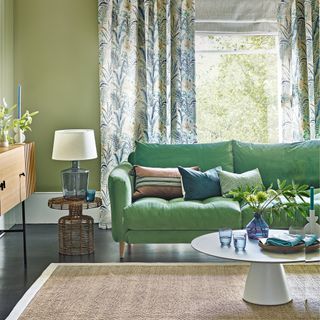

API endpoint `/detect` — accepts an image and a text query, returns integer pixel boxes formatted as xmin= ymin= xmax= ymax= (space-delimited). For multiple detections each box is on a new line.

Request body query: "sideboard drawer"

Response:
xmin=0 ymin=146 xmax=26 ymax=215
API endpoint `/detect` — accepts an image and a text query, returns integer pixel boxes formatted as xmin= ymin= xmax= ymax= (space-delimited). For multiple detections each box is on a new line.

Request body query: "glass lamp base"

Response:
xmin=61 ymin=162 xmax=89 ymax=199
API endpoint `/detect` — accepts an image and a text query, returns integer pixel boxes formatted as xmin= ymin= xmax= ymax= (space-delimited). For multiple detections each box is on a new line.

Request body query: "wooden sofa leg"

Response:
xmin=120 ymin=241 xmax=126 ymax=259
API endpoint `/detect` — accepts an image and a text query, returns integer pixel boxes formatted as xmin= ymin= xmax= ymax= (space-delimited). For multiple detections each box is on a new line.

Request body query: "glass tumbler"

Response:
xmin=219 ymin=228 xmax=232 ymax=246
xmin=233 ymin=232 xmax=247 ymax=251
xmin=86 ymin=189 xmax=96 ymax=202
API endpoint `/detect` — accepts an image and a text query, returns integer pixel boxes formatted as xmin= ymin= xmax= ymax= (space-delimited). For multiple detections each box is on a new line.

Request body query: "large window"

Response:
xmin=196 ymin=34 xmax=279 ymax=143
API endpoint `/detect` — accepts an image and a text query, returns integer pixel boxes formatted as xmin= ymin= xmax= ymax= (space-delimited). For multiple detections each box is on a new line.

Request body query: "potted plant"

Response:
xmin=13 ymin=110 xmax=39 ymax=143
xmin=0 ymin=99 xmax=16 ymax=147
xmin=0 ymin=98 xmax=39 ymax=146
xmin=228 ymin=180 xmax=309 ymax=239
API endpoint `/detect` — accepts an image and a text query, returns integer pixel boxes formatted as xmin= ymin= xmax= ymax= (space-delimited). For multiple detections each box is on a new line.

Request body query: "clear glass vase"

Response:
xmin=246 ymin=212 xmax=269 ymax=240
xmin=13 ymin=127 xmax=26 ymax=144
xmin=0 ymin=130 xmax=9 ymax=147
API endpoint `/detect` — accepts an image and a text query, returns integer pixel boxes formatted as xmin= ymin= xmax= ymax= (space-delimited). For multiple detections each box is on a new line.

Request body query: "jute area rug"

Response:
xmin=8 ymin=263 xmax=320 ymax=320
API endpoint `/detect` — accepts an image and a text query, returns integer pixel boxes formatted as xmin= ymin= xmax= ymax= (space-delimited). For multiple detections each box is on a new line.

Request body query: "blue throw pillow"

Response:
xmin=178 ymin=166 xmax=222 ymax=200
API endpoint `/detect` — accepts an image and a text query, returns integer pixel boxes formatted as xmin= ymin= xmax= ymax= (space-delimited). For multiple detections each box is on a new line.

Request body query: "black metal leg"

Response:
xmin=0 ymin=201 xmax=28 ymax=267
xmin=22 ymin=201 xmax=27 ymax=268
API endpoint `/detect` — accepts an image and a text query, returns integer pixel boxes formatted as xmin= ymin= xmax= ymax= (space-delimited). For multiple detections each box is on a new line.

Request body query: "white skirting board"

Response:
xmin=13 ymin=192 xmax=102 ymax=224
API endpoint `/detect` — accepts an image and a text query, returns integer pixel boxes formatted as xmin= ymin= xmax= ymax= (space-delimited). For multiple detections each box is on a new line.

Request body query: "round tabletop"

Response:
xmin=48 ymin=197 xmax=102 ymax=210
xmin=191 ymin=230 xmax=320 ymax=264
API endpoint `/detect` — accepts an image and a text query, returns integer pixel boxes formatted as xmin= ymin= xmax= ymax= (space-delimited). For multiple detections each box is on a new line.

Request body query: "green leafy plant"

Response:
xmin=0 ymin=98 xmax=39 ymax=144
xmin=13 ymin=110 xmax=39 ymax=132
xmin=0 ymin=99 xmax=16 ymax=142
xmin=227 ymin=180 xmax=310 ymax=223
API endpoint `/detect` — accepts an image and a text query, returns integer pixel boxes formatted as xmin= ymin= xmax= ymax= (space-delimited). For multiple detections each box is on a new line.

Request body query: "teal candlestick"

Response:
xmin=310 ymin=186 xmax=314 ymax=210
xmin=17 ymin=84 xmax=21 ymax=119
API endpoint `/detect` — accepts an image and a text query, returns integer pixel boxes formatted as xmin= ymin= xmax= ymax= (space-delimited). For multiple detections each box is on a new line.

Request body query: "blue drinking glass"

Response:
xmin=233 ymin=232 xmax=247 ymax=251
xmin=86 ymin=189 xmax=96 ymax=202
xmin=219 ymin=228 xmax=232 ymax=246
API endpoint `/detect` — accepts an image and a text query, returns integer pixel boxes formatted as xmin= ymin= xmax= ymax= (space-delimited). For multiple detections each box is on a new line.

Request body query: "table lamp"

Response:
xmin=52 ymin=129 xmax=97 ymax=199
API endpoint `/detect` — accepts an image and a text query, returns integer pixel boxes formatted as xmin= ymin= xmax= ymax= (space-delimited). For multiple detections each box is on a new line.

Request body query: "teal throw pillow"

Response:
xmin=178 ymin=166 xmax=222 ymax=200
xmin=218 ymin=168 xmax=263 ymax=194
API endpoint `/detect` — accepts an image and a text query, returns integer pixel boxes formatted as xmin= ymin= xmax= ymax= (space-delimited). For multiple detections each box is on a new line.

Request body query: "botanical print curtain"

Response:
xmin=98 ymin=0 xmax=196 ymax=227
xmin=278 ymin=0 xmax=319 ymax=142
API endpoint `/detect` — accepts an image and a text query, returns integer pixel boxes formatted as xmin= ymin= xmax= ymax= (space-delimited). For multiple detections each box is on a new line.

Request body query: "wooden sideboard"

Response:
xmin=0 ymin=142 xmax=35 ymax=266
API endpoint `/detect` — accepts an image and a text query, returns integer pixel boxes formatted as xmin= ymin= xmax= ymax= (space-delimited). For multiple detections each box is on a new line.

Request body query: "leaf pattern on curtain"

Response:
xmin=98 ymin=0 xmax=196 ymax=227
xmin=278 ymin=0 xmax=319 ymax=142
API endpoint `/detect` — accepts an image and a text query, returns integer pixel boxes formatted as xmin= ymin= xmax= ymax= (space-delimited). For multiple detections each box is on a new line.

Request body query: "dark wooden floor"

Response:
xmin=0 ymin=224 xmax=222 ymax=319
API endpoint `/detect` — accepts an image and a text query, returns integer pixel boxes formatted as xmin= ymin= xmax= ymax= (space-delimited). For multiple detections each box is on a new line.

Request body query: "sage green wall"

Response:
xmin=14 ymin=0 xmax=101 ymax=191
xmin=0 ymin=0 xmax=14 ymax=106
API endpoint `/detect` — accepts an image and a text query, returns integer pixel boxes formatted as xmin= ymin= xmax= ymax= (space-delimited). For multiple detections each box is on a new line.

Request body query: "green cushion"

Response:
xmin=218 ymin=168 xmax=263 ymax=194
xmin=132 ymin=141 xmax=234 ymax=172
xmin=232 ymin=140 xmax=320 ymax=188
xmin=124 ymin=197 xmax=241 ymax=231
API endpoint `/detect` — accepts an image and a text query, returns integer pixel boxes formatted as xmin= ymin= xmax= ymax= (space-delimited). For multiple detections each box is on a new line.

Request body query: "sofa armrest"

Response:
xmin=108 ymin=161 xmax=133 ymax=242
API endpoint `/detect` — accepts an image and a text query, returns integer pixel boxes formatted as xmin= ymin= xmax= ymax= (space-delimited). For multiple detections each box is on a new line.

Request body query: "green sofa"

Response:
xmin=108 ymin=140 xmax=320 ymax=258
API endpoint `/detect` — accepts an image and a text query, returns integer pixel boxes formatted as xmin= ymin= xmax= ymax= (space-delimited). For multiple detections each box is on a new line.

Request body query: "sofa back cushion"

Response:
xmin=131 ymin=141 xmax=234 ymax=172
xmin=232 ymin=140 xmax=320 ymax=188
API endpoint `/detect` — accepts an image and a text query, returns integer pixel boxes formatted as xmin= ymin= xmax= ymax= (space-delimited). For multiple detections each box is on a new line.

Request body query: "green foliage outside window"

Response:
xmin=196 ymin=35 xmax=279 ymax=143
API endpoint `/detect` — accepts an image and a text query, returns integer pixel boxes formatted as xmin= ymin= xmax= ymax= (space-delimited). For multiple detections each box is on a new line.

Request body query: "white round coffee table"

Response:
xmin=191 ymin=229 xmax=320 ymax=306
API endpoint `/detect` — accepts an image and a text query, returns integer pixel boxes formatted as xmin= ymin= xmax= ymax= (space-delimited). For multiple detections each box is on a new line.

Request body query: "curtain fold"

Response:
xmin=278 ymin=0 xmax=319 ymax=142
xmin=98 ymin=0 xmax=196 ymax=228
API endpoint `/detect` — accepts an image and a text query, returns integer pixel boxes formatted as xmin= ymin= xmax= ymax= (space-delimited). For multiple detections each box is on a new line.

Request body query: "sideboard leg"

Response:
xmin=22 ymin=201 xmax=27 ymax=268
xmin=119 ymin=241 xmax=125 ymax=260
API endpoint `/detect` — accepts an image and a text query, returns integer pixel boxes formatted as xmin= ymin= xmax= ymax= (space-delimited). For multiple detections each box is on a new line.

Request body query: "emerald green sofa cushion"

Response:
xmin=124 ymin=196 xmax=241 ymax=230
xmin=232 ymin=140 xmax=320 ymax=188
xmin=131 ymin=141 xmax=234 ymax=172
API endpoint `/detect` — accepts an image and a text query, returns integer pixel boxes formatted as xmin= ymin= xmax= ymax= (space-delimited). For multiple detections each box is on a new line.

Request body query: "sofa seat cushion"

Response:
xmin=124 ymin=197 xmax=241 ymax=231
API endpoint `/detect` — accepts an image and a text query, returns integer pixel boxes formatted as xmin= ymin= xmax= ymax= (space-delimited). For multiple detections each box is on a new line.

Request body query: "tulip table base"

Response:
xmin=243 ymin=262 xmax=291 ymax=305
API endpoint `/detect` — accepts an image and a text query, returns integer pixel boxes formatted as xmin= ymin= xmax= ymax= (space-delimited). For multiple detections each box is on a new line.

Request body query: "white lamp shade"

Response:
xmin=52 ymin=129 xmax=97 ymax=161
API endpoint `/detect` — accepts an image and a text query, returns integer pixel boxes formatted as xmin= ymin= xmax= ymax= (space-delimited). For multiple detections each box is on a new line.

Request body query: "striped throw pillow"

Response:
xmin=132 ymin=166 xmax=199 ymax=200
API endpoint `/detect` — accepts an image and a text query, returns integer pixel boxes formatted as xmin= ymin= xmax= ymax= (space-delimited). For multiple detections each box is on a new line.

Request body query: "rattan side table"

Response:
xmin=48 ymin=197 xmax=102 ymax=255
